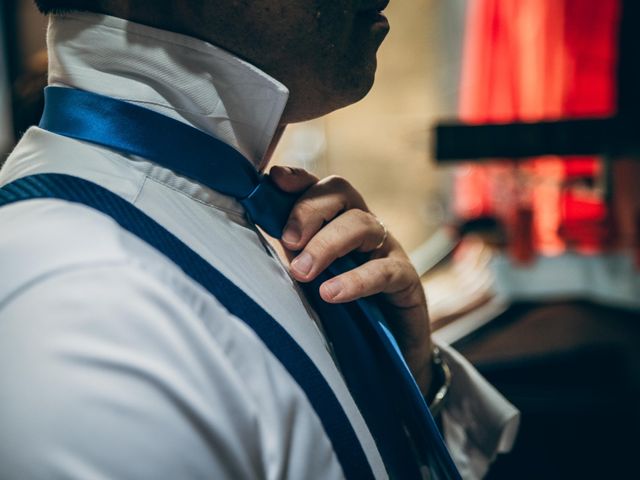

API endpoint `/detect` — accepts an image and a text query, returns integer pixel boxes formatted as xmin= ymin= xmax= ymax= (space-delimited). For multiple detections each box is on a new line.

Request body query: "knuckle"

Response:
xmin=310 ymin=235 xmax=333 ymax=256
xmin=290 ymin=167 xmax=310 ymax=176
xmin=366 ymin=262 xmax=388 ymax=293
xmin=334 ymin=213 xmax=369 ymax=252
xmin=398 ymin=276 xmax=425 ymax=305
xmin=350 ymin=208 xmax=369 ymax=222
xmin=295 ymin=197 xmax=321 ymax=218
xmin=384 ymin=259 xmax=405 ymax=283
xmin=333 ymin=220 xmax=351 ymax=239
xmin=325 ymin=175 xmax=351 ymax=191
xmin=344 ymin=209 xmax=371 ymax=232
xmin=364 ymin=211 xmax=380 ymax=229
xmin=383 ymin=263 xmax=395 ymax=285
xmin=349 ymin=269 xmax=367 ymax=292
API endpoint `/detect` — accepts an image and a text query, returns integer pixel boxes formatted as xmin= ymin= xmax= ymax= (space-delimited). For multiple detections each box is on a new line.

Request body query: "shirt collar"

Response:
xmin=47 ymin=12 xmax=290 ymax=170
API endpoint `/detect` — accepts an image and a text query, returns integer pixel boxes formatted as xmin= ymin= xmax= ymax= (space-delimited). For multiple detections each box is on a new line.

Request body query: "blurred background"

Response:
xmin=2 ymin=0 xmax=639 ymax=478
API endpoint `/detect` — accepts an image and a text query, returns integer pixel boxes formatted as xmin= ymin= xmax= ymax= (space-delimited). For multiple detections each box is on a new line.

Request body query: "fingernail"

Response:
xmin=282 ymin=222 xmax=301 ymax=244
xmin=322 ymin=279 xmax=343 ymax=299
xmin=282 ymin=166 xmax=294 ymax=175
xmin=291 ymin=252 xmax=313 ymax=276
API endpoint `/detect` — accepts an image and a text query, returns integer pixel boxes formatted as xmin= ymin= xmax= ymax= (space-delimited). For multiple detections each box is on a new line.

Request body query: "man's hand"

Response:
xmin=270 ymin=166 xmax=434 ymax=395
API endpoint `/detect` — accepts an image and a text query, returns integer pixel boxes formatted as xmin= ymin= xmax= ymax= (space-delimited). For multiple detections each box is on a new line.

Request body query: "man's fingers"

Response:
xmin=289 ymin=209 xmax=386 ymax=281
xmin=282 ymin=175 xmax=368 ymax=249
xmin=269 ymin=165 xmax=318 ymax=193
xmin=317 ymin=257 xmax=418 ymax=304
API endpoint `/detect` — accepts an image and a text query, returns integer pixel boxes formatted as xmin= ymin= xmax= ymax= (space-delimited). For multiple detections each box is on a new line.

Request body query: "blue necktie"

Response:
xmin=39 ymin=86 xmax=460 ymax=479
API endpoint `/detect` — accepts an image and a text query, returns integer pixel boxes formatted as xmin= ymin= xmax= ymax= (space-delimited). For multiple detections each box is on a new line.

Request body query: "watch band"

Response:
xmin=428 ymin=346 xmax=452 ymax=417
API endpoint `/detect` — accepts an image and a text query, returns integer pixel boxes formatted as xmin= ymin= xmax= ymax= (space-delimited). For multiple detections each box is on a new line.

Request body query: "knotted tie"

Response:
xmin=38 ymin=86 xmax=460 ymax=479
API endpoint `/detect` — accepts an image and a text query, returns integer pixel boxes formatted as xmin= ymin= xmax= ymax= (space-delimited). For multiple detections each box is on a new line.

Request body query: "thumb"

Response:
xmin=269 ymin=165 xmax=319 ymax=193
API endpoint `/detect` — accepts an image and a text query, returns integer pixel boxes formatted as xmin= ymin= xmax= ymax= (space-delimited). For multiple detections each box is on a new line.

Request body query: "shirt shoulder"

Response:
xmin=0 ymin=259 xmax=269 ymax=479
xmin=0 ymin=195 xmax=167 ymax=303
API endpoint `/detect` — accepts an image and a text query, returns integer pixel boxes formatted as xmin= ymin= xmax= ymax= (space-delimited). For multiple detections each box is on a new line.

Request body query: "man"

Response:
xmin=0 ymin=1 xmax=518 ymax=478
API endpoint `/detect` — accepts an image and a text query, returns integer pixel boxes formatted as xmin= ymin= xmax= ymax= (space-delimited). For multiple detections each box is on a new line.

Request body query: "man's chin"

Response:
xmin=341 ymin=61 xmax=378 ymax=105
xmin=323 ymin=77 xmax=376 ymax=116
xmin=281 ymin=62 xmax=378 ymax=124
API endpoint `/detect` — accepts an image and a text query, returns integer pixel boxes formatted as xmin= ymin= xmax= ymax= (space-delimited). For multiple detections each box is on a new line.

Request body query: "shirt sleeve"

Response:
xmin=435 ymin=339 xmax=520 ymax=480
xmin=0 ymin=262 xmax=267 ymax=480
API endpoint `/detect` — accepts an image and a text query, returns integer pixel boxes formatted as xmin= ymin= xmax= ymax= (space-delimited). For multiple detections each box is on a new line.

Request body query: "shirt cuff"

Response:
xmin=434 ymin=340 xmax=520 ymax=480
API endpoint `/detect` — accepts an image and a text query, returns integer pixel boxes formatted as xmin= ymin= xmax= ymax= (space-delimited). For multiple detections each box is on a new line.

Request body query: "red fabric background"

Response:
xmin=454 ymin=0 xmax=623 ymax=257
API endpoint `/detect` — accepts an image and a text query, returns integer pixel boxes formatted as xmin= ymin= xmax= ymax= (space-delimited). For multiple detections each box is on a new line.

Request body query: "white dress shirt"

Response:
xmin=0 ymin=13 xmax=518 ymax=480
